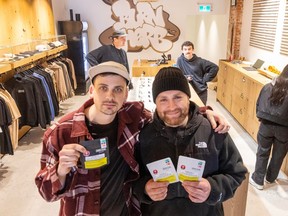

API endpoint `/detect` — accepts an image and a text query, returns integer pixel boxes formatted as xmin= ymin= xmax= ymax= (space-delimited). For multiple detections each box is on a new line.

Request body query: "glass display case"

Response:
xmin=0 ymin=44 xmax=15 ymax=63
xmin=0 ymin=35 xmax=67 ymax=69
xmin=28 ymin=35 xmax=67 ymax=57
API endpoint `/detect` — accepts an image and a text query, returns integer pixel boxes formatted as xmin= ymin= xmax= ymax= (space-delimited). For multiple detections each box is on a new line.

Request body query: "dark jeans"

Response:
xmin=197 ymin=90 xmax=208 ymax=105
xmin=252 ymin=122 xmax=288 ymax=185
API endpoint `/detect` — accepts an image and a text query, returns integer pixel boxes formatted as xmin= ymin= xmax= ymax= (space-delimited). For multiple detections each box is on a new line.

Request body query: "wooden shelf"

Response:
xmin=0 ymin=63 xmax=12 ymax=74
xmin=46 ymin=45 xmax=67 ymax=56
xmin=0 ymin=45 xmax=68 ymax=73
xmin=32 ymin=52 xmax=47 ymax=61
xmin=18 ymin=125 xmax=32 ymax=140
xmin=11 ymin=56 xmax=34 ymax=68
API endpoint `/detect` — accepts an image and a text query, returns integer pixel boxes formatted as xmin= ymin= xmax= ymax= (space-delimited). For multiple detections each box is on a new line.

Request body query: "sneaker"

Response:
xmin=249 ymin=177 xmax=264 ymax=190
xmin=265 ymin=179 xmax=275 ymax=184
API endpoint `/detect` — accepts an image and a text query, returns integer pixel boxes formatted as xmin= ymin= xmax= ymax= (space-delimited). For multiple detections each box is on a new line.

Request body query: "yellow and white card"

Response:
xmin=177 ymin=156 xmax=206 ymax=182
xmin=146 ymin=157 xmax=179 ymax=184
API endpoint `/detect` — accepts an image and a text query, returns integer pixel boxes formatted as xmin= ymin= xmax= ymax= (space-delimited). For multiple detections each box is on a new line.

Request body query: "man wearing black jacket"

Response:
xmin=86 ymin=30 xmax=129 ymax=72
xmin=134 ymin=67 xmax=247 ymax=216
xmin=86 ymin=30 xmax=133 ymax=89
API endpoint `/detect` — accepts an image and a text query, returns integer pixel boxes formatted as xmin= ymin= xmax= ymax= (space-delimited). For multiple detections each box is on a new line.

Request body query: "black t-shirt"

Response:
xmin=86 ymin=116 xmax=129 ymax=216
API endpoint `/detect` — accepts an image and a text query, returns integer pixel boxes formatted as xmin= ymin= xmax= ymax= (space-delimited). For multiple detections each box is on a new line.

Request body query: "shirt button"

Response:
xmin=94 ymin=200 xmax=99 ymax=205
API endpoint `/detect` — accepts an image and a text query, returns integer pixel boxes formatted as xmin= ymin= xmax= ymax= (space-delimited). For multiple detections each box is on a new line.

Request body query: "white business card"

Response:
xmin=177 ymin=156 xmax=206 ymax=182
xmin=146 ymin=157 xmax=179 ymax=184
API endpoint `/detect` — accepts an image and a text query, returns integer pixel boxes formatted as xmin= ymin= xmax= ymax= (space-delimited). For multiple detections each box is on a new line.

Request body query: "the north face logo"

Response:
xmin=195 ymin=142 xmax=207 ymax=148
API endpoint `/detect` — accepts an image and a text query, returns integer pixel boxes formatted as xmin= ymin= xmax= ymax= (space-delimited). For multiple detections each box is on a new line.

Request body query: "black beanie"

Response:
xmin=152 ymin=67 xmax=191 ymax=102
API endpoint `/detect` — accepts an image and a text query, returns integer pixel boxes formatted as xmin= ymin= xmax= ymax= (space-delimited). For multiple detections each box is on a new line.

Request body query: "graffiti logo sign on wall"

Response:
xmin=100 ymin=0 xmax=180 ymax=53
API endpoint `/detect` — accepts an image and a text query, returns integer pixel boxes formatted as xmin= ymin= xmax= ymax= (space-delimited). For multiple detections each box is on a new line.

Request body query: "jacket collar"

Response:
xmin=181 ymin=53 xmax=197 ymax=62
xmin=70 ymin=99 xmax=134 ymax=138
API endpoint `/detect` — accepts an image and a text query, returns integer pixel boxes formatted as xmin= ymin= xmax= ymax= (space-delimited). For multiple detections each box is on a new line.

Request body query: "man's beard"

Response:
xmin=160 ymin=108 xmax=189 ymax=127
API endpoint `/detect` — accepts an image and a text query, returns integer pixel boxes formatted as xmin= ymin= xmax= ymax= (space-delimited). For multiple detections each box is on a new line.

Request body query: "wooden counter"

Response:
xmin=132 ymin=59 xmax=175 ymax=77
xmin=217 ymin=60 xmax=288 ymax=175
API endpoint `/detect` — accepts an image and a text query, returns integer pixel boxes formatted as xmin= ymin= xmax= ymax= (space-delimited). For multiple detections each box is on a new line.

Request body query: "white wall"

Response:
xmin=51 ymin=0 xmax=230 ymax=70
xmin=240 ymin=0 xmax=288 ymax=71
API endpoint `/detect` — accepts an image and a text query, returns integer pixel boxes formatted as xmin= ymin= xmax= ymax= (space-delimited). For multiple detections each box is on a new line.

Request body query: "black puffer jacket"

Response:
xmin=256 ymin=83 xmax=288 ymax=126
xmin=134 ymin=102 xmax=247 ymax=216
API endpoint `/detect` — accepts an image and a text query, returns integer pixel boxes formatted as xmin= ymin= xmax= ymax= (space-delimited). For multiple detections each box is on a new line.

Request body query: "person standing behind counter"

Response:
xmin=133 ymin=67 xmax=247 ymax=216
xmin=86 ymin=30 xmax=132 ymax=89
xmin=86 ymin=30 xmax=129 ymax=72
xmin=250 ymin=64 xmax=288 ymax=190
xmin=177 ymin=41 xmax=218 ymax=104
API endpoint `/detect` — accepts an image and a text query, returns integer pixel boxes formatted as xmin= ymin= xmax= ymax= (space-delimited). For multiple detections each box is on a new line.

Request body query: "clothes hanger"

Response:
xmin=0 ymin=82 xmax=5 ymax=90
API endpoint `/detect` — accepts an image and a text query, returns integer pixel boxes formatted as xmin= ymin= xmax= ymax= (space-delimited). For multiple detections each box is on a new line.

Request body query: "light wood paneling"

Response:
xmin=217 ymin=60 xmax=288 ymax=176
xmin=0 ymin=0 xmax=55 ymax=46
xmin=0 ymin=0 xmax=56 ymax=140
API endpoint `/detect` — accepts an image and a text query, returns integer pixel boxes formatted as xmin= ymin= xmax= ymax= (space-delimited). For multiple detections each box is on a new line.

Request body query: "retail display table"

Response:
xmin=132 ymin=59 xmax=175 ymax=77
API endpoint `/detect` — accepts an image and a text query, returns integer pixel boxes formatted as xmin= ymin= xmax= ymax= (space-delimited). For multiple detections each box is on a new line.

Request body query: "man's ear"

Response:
xmin=88 ymin=84 xmax=94 ymax=98
xmin=124 ymin=86 xmax=129 ymax=101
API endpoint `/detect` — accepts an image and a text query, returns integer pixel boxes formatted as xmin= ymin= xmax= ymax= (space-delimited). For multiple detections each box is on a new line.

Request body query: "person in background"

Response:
xmin=86 ymin=30 xmax=129 ymax=72
xmin=86 ymin=29 xmax=132 ymax=89
xmin=134 ymin=67 xmax=247 ymax=216
xmin=35 ymin=61 xmax=230 ymax=216
xmin=176 ymin=41 xmax=218 ymax=104
xmin=249 ymin=64 xmax=288 ymax=190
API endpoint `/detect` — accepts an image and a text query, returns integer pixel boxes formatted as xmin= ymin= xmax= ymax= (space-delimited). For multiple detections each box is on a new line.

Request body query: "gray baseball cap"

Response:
xmin=111 ymin=30 xmax=127 ymax=38
xmin=88 ymin=61 xmax=130 ymax=83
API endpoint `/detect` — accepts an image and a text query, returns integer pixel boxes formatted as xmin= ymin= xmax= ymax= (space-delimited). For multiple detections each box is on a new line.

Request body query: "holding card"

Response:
xmin=177 ymin=156 xmax=206 ymax=182
xmin=146 ymin=157 xmax=179 ymax=184
xmin=80 ymin=138 xmax=109 ymax=169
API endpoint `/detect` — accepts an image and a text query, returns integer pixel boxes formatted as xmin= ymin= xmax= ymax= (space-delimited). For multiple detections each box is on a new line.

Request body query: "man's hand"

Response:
xmin=182 ymin=178 xmax=211 ymax=203
xmin=145 ymin=179 xmax=169 ymax=201
xmin=57 ymin=144 xmax=87 ymax=185
xmin=206 ymin=109 xmax=230 ymax=133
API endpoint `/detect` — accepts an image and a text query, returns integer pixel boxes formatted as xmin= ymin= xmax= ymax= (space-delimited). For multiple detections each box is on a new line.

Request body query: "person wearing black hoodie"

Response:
xmin=134 ymin=67 xmax=247 ymax=216
xmin=176 ymin=41 xmax=218 ymax=104
xmin=250 ymin=64 xmax=288 ymax=190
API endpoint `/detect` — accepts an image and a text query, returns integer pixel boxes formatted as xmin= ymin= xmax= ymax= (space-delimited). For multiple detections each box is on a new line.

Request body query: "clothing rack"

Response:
xmin=0 ymin=45 xmax=67 ymax=82
xmin=1 ymin=46 xmax=68 ymax=140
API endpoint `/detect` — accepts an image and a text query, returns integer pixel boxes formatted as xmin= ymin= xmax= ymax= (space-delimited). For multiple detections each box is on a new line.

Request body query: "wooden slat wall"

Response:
xmin=249 ymin=0 xmax=280 ymax=52
xmin=280 ymin=1 xmax=288 ymax=55
xmin=0 ymin=0 xmax=55 ymax=46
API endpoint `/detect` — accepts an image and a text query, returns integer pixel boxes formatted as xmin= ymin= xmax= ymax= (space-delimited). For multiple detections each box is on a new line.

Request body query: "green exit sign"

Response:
xmin=199 ymin=4 xmax=212 ymax=12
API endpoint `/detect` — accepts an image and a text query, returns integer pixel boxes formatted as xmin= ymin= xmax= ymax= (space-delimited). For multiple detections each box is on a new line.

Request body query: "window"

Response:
xmin=249 ymin=0 xmax=280 ymax=52
xmin=280 ymin=1 xmax=288 ymax=55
